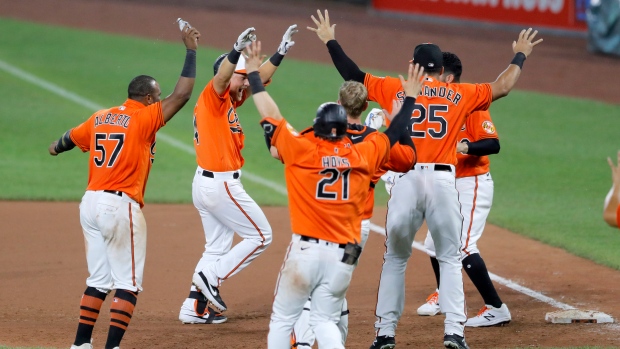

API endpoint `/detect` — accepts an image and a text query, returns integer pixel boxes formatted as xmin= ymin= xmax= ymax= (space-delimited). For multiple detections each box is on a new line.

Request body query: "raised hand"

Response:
xmin=384 ymin=99 xmax=403 ymax=122
xmin=512 ymin=28 xmax=543 ymax=57
xmin=234 ymin=27 xmax=257 ymax=52
xmin=307 ymin=9 xmax=336 ymax=44
xmin=181 ymin=25 xmax=200 ymax=51
xmin=278 ymin=24 xmax=298 ymax=55
xmin=399 ymin=63 xmax=426 ymax=98
xmin=245 ymin=41 xmax=266 ymax=74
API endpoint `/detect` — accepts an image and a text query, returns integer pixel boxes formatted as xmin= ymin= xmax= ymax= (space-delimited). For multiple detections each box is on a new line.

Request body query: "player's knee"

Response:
xmin=261 ymin=227 xmax=273 ymax=247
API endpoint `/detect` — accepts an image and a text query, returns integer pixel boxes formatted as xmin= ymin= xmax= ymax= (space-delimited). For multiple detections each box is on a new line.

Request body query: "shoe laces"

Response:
xmin=426 ymin=291 xmax=439 ymax=304
xmin=475 ymin=305 xmax=489 ymax=317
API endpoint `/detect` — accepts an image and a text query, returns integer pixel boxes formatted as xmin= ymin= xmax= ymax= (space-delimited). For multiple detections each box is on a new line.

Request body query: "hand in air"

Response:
xmin=278 ymin=24 xmax=298 ymax=55
xmin=512 ymin=28 xmax=543 ymax=57
xmin=245 ymin=41 xmax=266 ymax=74
xmin=307 ymin=9 xmax=336 ymax=44
xmin=234 ymin=27 xmax=257 ymax=52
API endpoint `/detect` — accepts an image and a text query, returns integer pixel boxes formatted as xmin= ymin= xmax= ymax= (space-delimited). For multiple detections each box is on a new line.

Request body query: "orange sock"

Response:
xmin=74 ymin=287 xmax=107 ymax=346
xmin=105 ymin=289 xmax=137 ymax=349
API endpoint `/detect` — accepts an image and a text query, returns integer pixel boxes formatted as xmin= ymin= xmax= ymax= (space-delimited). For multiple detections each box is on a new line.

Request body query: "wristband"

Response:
xmin=269 ymin=52 xmax=284 ymax=67
xmin=511 ymin=52 xmax=526 ymax=69
xmin=227 ymin=49 xmax=241 ymax=65
xmin=54 ymin=130 xmax=76 ymax=154
xmin=180 ymin=49 xmax=196 ymax=78
xmin=248 ymin=71 xmax=265 ymax=94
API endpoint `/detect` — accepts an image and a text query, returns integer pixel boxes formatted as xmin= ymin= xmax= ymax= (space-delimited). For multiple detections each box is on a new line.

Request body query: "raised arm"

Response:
xmin=214 ymin=27 xmax=256 ymax=95
xmin=604 ymin=151 xmax=620 ymax=228
xmin=255 ymin=24 xmax=298 ymax=85
xmin=161 ymin=21 xmax=201 ymax=123
xmin=246 ymin=41 xmax=284 ymax=122
xmin=489 ymin=28 xmax=542 ymax=101
xmin=308 ymin=10 xmax=366 ymax=83
xmin=383 ymin=63 xmax=425 ymax=146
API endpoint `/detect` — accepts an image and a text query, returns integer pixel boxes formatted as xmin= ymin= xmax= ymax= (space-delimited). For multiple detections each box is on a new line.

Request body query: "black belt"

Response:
xmin=412 ymin=164 xmax=452 ymax=172
xmin=103 ymin=190 xmax=122 ymax=197
xmin=202 ymin=170 xmax=239 ymax=179
xmin=300 ymin=235 xmax=346 ymax=249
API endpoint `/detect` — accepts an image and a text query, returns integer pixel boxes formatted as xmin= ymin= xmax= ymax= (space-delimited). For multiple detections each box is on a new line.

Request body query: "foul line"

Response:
xmin=0 ymin=59 xmax=289 ymax=197
xmin=368 ymin=222 xmax=576 ymax=311
xmin=0 ymin=58 xmax=577 ymax=311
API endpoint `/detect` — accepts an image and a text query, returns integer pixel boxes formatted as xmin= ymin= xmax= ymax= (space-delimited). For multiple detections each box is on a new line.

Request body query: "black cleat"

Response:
xmin=369 ymin=335 xmax=396 ymax=349
xmin=444 ymin=334 xmax=470 ymax=349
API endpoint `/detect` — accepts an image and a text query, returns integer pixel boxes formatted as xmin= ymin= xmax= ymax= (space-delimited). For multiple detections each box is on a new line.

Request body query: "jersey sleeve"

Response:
xmin=363 ymin=74 xmax=405 ymax=112
xmin=383 ymin=142 xmax=416 ymax=172
xmin=69 ymin=115 xmax=95 ymax=152
xmin=139 ymin=101 xmax=165 ymax=139
xmin=468 ymin=110 xmax=498 ymax=141
xmin=262 ymin=117 xmax=308 ymax=165
xmin=616 ymin=204 xmax=620 ymax=228
xmin=354 ymin=133 xmax=391 ymax=173
xmin=459 ymin=83 xmax=493 ymax=113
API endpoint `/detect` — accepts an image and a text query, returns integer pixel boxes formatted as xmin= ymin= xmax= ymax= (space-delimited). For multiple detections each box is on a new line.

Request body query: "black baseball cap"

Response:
xmin=412 ymin=43 xmax=443 ymax=73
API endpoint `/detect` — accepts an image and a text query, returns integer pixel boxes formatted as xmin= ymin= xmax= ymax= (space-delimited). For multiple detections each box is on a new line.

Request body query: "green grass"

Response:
xmin=1 ymin=17 xmax=620 ymax=269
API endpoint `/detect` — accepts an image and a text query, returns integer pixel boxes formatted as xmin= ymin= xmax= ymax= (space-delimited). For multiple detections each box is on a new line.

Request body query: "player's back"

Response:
xmin=70 ymin=99 xmax=164 ymax=206
xmin=364 ymin=74 xmax=491 ymax=165
xmin=279 ymin=129 xmax=390 ymax=245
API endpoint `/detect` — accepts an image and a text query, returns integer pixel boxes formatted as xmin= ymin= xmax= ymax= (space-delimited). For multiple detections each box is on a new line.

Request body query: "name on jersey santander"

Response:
xmin=94 ymin=112 xmax=131 ymax=128
xmin=421 ymin=85 xmax=463 ymax=105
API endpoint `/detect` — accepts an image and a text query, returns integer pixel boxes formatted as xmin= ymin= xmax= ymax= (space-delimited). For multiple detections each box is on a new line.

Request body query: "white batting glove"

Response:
xmin=277 ymin=24 xmax=298 ymax=55
xmin=176 ymin=18 xmax=191 ymax=31
xmin=234 ymin=27 xmax=256 ymax=52
xmin=364 ymin=108 xmax=385 ymax=130
xmin=381 ymin=170 xmax=403 ymax=194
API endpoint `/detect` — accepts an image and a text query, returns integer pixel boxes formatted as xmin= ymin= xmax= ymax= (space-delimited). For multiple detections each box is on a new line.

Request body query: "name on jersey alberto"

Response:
xmin=94 ymin=112 xmax=131 ymax=128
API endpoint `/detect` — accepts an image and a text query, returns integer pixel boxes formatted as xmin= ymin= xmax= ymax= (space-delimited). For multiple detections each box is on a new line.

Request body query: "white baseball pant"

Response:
xmin=291 ymin=219 xmax=370 ymax=347
xmin=269 ymin=234 xmax=355 ymax=349
xmin=79 ymin=190 xmax=146 ymax=293
xmin=375 ymin=163 xmax=466 ymax=337
xmin=192 ymin=167 xmax=272 ymax=287
xmin=424 ymin=173 xmax=494 ymax=258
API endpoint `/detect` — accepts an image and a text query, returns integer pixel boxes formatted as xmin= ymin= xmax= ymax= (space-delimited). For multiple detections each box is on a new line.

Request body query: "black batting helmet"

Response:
xmin=313 ymin=102 xmax=347 ymax=141
xmin=213 ymin=53 xmax=228 ymax=76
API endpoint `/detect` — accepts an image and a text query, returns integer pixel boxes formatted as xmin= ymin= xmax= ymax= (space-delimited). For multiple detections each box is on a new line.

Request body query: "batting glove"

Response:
xmin=234 ymin=27 xmax=256 ymax=52
xmin=381 ymin=170 xmax=402 ymax=194
xmin=364 ymin=108 xmax=385 ymax=130
xmin=176 ymin=18 xmax=191 ymax=31
xmin=277 ymin=24 xmax=298 ymax=55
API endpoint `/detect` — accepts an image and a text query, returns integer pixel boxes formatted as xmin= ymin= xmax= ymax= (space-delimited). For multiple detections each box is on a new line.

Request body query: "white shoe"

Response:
xmin=417 ymin=290 xmax=441 ymax=316
xmin=179 ymin=298 xmax=228 ymax=324
xmin=465 ymin=304 xmax=511 ymax=327
xmin=70 ymin=341 xmax=92 ymax=349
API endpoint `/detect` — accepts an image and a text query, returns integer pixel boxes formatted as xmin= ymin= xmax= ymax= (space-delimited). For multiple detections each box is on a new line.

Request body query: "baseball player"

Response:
xmin=48 ymin=23 xmax=200 ymax=349
xmin=245 ymin=41 xmax=424 ymax=349
xmin=287 ymin=82 xmax=417 ymax=348
xmin=183 ymin=25 xmax=298 ymax=320
xmin=308 ymin=9 xmax=542 ymax=349
xmin=414 ymin=52 xmax=511 ymax=327
xmin=604 ymin=150 xmax=620 ymax=228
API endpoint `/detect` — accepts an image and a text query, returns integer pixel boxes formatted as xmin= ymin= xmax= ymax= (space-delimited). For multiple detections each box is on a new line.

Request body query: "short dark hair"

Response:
xmin=442 ymin=52 xmax=462 ymax=82
xmin=127 ymin=75 xmax=156 ymax=99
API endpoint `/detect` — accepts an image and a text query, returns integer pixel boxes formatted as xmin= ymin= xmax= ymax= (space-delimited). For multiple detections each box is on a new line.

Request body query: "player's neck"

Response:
xmin=347 ymin=116 xmax=361 ymax=125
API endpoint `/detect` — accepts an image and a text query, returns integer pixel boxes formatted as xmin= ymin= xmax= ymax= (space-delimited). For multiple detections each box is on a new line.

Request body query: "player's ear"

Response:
xmin=445 ymin=74 xmax=454 ymax=83
xmin=337 ymin=99 xmax=342 ymax=105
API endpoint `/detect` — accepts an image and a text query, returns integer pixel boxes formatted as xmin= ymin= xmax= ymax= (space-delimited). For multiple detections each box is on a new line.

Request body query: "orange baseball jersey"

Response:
xmin=266 ymin=117 xmax=391 ymax=245
xmin=616 ymin=204 xmax=620 ymax=228
xmin=364 ymin=74 xmax=492 ymax=165
xmin=297 ymin=125 xmax=415 ymax=220
xmin=69 ymin=99 xmax=165 ymax=207
xmin=193 ymin=79 xmax=248 ymax=171
xmin=455 ymin=110 xmax=498 ymax=178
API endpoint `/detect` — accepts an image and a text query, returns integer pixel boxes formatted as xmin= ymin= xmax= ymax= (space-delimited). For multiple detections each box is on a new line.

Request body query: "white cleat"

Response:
xmin=465 ymin=304 xmax=512 ymax=327
xmin=417 ymin=291 xmax=441 ymax=316
xmin=179 ymin=298 xmax=228 ymax=324
xmin=70 ymin=341 xmax=92 ymax=349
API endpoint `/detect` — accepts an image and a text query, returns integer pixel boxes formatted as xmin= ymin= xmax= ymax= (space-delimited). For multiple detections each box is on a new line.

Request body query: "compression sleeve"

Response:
xmin=326 ymin=40 xmax=366 ymax=83
xmin=384 ymin=97 xmax=416 ymax=146
xmin=54 ymin=130 xmax=76 ymax=154
xmin=464 ymin=138 xmax=500 ymax=156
